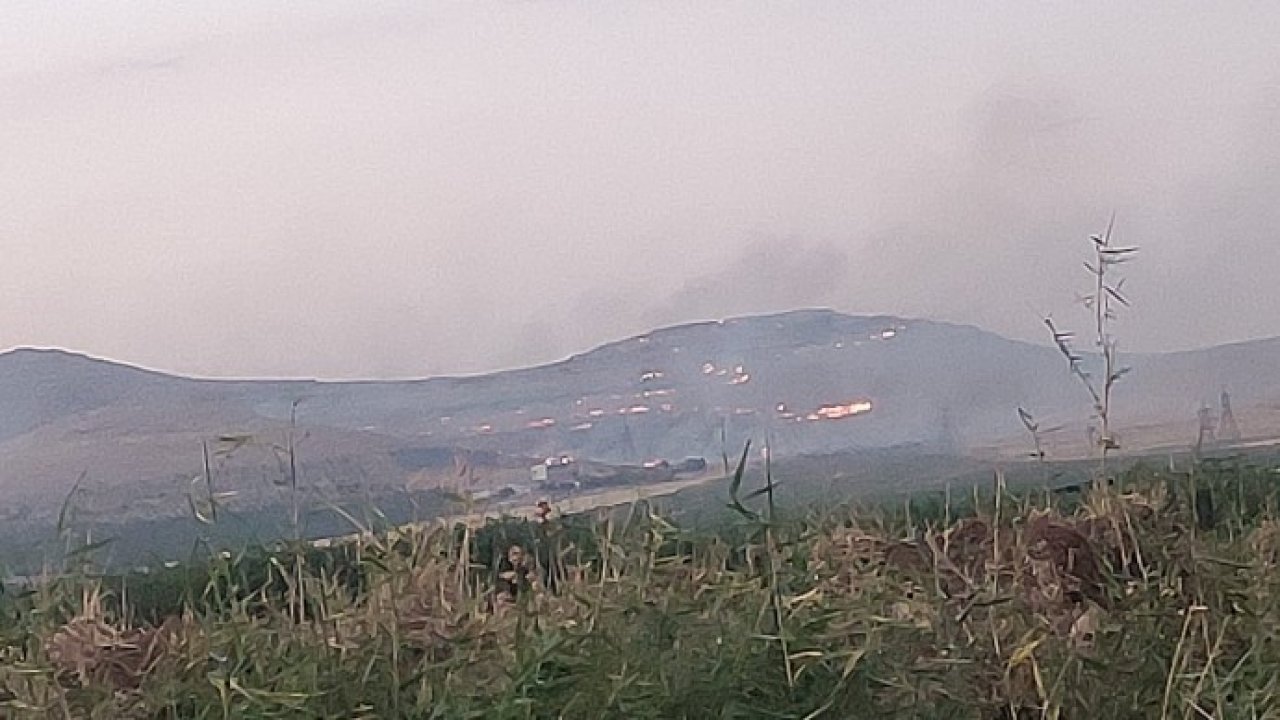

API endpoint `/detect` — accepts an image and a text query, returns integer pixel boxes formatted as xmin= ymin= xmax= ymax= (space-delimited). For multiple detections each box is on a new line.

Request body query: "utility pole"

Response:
xmin=1218 ymin=389 xmax=1241 ymax=444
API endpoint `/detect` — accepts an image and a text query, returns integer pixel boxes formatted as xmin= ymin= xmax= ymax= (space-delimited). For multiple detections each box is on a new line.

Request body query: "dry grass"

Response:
xmin=2 ymin=460 xmax=1280 ymax=719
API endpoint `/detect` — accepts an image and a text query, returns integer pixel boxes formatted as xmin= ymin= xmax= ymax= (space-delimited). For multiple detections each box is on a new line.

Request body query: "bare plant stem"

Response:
xmin=1044 ymin=216 xmax=1137 ymax=483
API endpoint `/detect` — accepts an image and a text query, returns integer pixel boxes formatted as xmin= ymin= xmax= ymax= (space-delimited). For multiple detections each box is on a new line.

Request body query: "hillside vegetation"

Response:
xmin=7 ymin=309 xmax=1280 ymax=540
xmin=2 ymin=456 xmax=1279 ymax=718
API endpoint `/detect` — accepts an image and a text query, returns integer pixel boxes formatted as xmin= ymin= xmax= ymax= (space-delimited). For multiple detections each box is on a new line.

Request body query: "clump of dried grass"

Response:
xmin=43 ymin=588 xmax=204 ymax=694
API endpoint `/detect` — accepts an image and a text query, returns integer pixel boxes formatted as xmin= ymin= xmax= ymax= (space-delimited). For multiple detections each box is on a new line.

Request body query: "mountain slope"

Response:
xmin=0 ymin=348 xmax=192 ymax=442
xmin=4 ymin=310 xmax=1280 ymax=525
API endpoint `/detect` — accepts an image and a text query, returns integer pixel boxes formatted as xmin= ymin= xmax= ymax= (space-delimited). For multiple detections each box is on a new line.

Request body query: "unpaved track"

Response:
xmin=444 ymin=473 xmax=717 ymax=527
xmin=314 ymin=472 xmax=718 ymax=547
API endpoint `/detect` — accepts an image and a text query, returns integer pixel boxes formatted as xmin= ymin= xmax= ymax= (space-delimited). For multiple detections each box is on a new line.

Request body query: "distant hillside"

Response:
xmin=0 ymin=348 xmax=187 ymax=442
xmin=4 ymin=309 xmax=1280 ymax=530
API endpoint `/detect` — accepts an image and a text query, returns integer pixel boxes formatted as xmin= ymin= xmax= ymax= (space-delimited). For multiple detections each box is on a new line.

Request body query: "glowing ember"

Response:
xmin=815 ymin=401 xmax=874 ymax=420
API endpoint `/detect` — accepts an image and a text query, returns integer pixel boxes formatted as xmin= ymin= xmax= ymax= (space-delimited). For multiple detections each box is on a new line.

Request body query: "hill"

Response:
xmin=3 ymin=309 xmax=1280 ymax=544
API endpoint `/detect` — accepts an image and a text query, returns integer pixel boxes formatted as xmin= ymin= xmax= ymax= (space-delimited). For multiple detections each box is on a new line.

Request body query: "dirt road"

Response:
xmin=313 ymin=472 xmax=719 ymax=547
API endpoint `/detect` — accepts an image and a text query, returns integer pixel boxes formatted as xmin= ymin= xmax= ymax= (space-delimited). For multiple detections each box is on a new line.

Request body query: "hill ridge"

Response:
xmin=1 ymin=309 xmax=1038 ymax=383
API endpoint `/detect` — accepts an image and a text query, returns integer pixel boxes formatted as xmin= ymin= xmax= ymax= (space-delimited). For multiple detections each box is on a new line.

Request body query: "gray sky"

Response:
xmin=3 ymin=1 xmax=1278 ymax=379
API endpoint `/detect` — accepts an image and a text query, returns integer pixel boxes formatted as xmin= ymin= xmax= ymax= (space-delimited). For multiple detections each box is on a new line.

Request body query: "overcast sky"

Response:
xmin=3 ymin=1 xmax=1278 ymax=379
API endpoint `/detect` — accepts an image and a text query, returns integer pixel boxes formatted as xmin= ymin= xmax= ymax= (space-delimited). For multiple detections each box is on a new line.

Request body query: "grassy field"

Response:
xmin=2 ymin=450 xmax=1280 ymax=718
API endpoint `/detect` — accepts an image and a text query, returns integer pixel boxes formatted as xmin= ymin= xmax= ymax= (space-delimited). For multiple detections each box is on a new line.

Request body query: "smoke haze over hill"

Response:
xmin=3 ymin=2 xmax=1280 ymax=378
xmin=4 ymin=310 xmax=1280 ymax=529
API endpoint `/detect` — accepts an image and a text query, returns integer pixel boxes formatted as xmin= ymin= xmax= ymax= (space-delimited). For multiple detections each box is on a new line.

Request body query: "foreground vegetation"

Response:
xmin=2 ymin=455 xmax=1280 ymax=718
